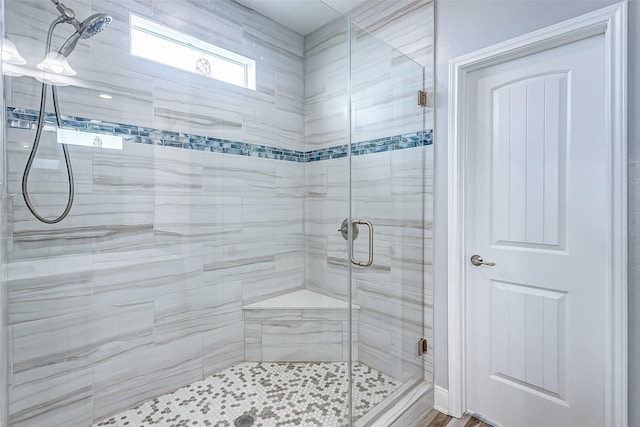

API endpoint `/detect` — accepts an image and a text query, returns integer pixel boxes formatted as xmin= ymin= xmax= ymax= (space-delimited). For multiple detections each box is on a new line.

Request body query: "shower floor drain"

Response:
xmin=234 ymin=415 xmax=254 ymax=427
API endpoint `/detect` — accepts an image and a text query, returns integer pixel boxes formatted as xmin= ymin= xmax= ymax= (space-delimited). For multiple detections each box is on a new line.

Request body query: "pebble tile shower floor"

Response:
xmin=93 ymin=362 xmax=401 ymax=427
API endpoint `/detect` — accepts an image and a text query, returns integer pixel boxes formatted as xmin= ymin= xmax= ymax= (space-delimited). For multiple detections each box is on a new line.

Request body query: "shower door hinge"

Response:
xmin=418 ymin=90 xmax=430 ymax=107
xmin=418 ymin=338 xmax=428 ymax=356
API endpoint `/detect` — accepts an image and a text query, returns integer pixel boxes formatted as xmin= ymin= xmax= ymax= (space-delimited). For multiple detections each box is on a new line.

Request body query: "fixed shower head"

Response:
xmin=57 ymin=12 xmax=112 ymax=57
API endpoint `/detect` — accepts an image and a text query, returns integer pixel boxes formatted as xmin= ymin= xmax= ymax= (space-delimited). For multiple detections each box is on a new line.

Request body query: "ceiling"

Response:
xmin=235 ymin=0 xmax=369 ymax=35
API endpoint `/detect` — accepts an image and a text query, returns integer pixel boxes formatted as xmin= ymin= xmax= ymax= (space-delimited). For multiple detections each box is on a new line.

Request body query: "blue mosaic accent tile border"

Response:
xmin=7 ymin=107 xmax=433 ymax=163
xmin=305 ymin=130 xmax=433 ymax=161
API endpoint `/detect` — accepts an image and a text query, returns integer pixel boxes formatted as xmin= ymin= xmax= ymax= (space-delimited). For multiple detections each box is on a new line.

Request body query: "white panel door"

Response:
xmin=465 ymin=33 xmax=608 ymax=426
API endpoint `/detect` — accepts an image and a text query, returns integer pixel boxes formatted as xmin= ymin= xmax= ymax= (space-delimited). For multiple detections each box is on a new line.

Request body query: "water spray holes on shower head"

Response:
xmin=80 ymin=13 xmax=112 ymax=39
xmin=234 ymin=415 xmax=254 ymax=427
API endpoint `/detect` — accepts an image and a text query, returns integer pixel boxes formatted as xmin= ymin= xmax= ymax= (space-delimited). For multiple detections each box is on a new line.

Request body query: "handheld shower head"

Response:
xmin=58 ymin=12 xmax=112 ymax=57
xmin=79 ymin=13 xmax=112 ymax=39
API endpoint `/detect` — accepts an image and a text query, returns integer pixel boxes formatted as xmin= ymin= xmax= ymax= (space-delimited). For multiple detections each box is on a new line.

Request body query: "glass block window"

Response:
xmin=130 ymin=14 xmax=256 ymax=90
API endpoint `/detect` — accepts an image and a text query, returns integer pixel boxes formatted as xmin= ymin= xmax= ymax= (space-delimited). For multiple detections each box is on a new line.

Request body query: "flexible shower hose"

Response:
xmin=21 ymin=81 xmax=75 ymax=224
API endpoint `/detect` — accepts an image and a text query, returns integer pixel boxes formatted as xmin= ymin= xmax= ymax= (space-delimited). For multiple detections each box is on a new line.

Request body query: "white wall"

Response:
xmin=433 ymin=2 xmax=638 ymax=423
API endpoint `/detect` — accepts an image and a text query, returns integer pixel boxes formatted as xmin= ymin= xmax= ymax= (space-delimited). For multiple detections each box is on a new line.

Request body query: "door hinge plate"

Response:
xmin=418 ymin=338 xmax=428 ymax=356
xmin=418 ymin=90 xmax=430 ymax=107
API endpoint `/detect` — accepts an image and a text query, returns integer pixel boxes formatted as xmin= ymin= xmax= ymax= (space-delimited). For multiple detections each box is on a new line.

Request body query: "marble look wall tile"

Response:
xmin=203 ymin=321 xmax=244 ymax=375
xmin=203 ymin=153 xmax=277 ymax=196
xmin=304 ymin=161 xmax=328 ymax=198
xmin=203 ymin=239 xmax=275 ymax=285
xmin=245 ymin=309 xmax=302 ymax=321
xmin=391 ymin=146 xmax=428 ymax=195
xmin=356 ymin=280 xmax=423 ymax=382
xmin=353 ymin=196 xmax=426 ymax=246
xmin=349 ymin=0 xmax=434 ymax=69
xmin=242 ymin=31 xmax=304 ymax=80
xmin=92 ymin=248 xmax=203 ymax=307
xmin=303 ymin=1 xmax=433 ymax=157
xmin=153 ymin=286 xmax=242 ymax=345
xmin=326 ymin=158 xmax=350 ymax=198
xmin=241 ymin=198 xmax=303 ymax=241
xmin=243 ymin=305 xmax=355 ymax=363
xmin=11 ymin=303 xmax=154 ymax=393
xmin=275 ymin=243 xmax=304 ymax=269
xmin=304 ymin=15 xmax=348 ymax=63
xmin=351 ymin=42 xmax=424 ymax=144
xmin=242 ymin=268 xmax=304 ymax=305
xmin=304 ymin=98 xmax=349 ymax=150
xmin=242 ymin=197 xmax=302 ymax=225
xmin=151 ymin=0 xmax=243 ymax=55
xmin=275 ymin=70 xmax=305 ymax=115
xmin=302 ymin=309 xmax=352 ymax=321
xmin=7 ymin=63 xmax=155 ymax=130
xmin=388 ymin=385 xmax=435 ymax=427
xmin=357 ymin=316 xmax=392 ymax=375
xmin=151 ymin=145 xmax=203 ymax=194
xmin=92 ymin=335 xmax=203 ymax=422
xmin=306 ymin=265 xmax=351 ymax=302
xmin=241 ymin=15 xmax=304 ymax=59
xmin=304 ymin=18 xmax=349 ymax=150
xmin=302 ymin=252 xmax=329 ymax=294
xmin=244 ymin=321 xmax=262 ymax=362
xmin=8 ymin=368 xmax=93 ymax=427
xmin=356 ymin=280 xmax=423 ymax=330
xmin=304 ymin=197 xmax=348 ymax=237
xmin=11 ymin=193 xmax=154 ymax=260
xmin=261 ymin=320 xmax=344 ymax=362
xmin=276 ymin=162 xmax=305 ymax=197
xmin=389 ymin=327 xmax=424 ymax=382
xmin=343 ymin=319 xmax=360 ymax=361
xmin=152 ymin=81 xmax=244 ymax=142
xmin=154 ymin=195 xmax=242 ymax=246
xmin=390 ymin=242 xmax=426 ymax=296
xmin=242 ymin=108 xmax=304 ymax=152
xmin=92 ymin=142 xmax=155 ymax=193
xmin=7 ymin=254 xmax=92 ymax=325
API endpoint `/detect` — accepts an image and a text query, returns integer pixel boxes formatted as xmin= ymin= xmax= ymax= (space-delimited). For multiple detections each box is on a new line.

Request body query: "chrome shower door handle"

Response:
xmin=351 ymin=220 xmax=373 ymax=267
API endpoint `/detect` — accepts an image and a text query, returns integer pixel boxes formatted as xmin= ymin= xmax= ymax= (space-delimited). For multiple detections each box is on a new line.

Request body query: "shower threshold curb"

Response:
xmin=356 ymin=379 xmax=433 ymax=427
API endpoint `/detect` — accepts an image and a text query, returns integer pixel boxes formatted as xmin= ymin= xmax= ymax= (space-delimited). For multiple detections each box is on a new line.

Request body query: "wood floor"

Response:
xmin=425 ymin=412 xmax=493 ymax=427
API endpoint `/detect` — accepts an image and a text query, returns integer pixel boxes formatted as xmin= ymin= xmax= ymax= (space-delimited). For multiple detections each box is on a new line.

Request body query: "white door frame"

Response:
xmin=446 ymin=2 xmax=628 ymax=425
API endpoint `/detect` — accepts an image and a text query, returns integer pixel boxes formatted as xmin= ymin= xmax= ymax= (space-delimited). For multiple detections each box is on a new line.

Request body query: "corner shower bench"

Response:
xmin=243 ymin=289 xmax=359 ymax=362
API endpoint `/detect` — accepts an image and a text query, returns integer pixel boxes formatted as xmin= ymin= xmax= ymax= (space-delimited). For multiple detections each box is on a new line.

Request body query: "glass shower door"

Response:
xmin=348 ymin=21 xmax=427 ymax=423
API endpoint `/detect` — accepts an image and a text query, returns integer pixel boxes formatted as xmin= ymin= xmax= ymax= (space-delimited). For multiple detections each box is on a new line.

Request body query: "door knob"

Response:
xmin=470 ymin=255 xmax=495 ymax=267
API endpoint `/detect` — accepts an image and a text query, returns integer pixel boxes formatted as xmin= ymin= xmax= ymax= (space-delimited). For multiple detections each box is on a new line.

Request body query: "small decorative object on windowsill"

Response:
xmin=196 ymin=57 xmax=211 ymax=77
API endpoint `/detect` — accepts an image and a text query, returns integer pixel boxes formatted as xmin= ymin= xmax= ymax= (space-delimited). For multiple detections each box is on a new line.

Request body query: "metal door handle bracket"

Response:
xmin=351 ymin=220 xmax=373 ymax=267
